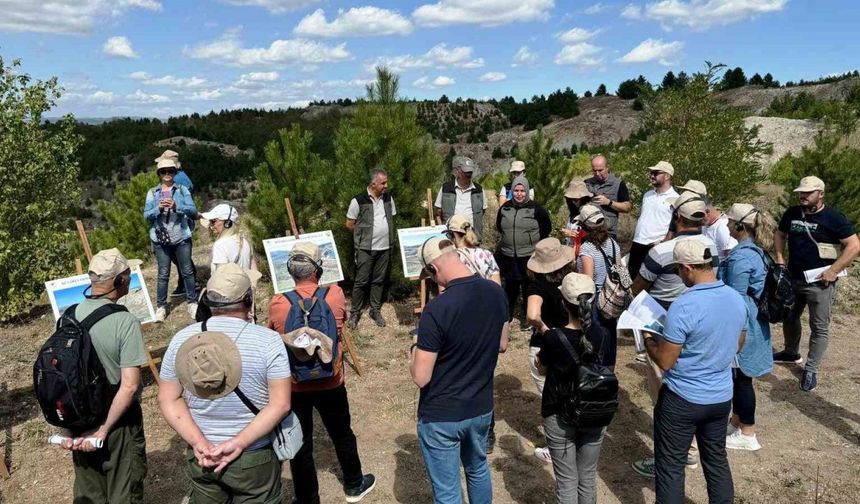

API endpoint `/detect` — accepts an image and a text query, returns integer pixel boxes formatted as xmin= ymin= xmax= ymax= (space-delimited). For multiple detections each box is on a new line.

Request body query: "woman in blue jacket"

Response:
xmin=718 ymin=203 xmax=776 ymax=451
xmin=144 ymin=158 xmax=198 ymax=321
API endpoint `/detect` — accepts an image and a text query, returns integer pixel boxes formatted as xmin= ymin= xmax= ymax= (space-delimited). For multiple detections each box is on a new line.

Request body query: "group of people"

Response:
xmin=50 ymin=150 xmax=858 ymax=504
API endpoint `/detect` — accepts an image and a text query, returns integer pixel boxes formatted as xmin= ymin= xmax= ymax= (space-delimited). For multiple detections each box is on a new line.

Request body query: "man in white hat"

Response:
xmin=498 ymin=160 xmax=535 ymax=206
xmin=267 ymin=241 xmax=376 ymax=504
xmin=158 ymin=264 xmax=292 ymax=500
xmin=200 ymin=203 xmax=256 ymax=275
xmin=409 ymin=237 xmax=508 ymax=503
xmin=772 ymin=175 xmax=859 ymax=391
xmin=55 ymin=248 xmax=148 ymax=504
xmin=629 ymin=161 xmax=679 ymax=278
xmin=585 ymin=154 xmax=631 ymax=239
xmin=435 ymin=155 xmax=488 ymax=241
xmin=643 ymin=239 xmax=747 ymax=504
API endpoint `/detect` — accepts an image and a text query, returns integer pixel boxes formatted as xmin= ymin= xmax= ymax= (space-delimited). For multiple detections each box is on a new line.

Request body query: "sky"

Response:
xmin=2 ymin=0 xmax=858 ymax=118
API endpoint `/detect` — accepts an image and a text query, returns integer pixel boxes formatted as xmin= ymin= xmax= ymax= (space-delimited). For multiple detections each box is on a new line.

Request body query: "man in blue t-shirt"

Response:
xmin=773 ymin=176 xmax=860 ymax=391
xmin=643 ymin=239 xmax=747 ymax=504
xmin=408 ymin=237 xmax=508 ymax=504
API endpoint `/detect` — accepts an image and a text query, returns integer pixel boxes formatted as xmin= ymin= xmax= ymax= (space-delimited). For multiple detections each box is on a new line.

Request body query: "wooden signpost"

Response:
xmin=283 ymin=198 xmax=363 ymax=377
xmin=74 ymin=220 xmax=162 ymax=383
xmin=414 ymin=188 xmax=436 ymax=315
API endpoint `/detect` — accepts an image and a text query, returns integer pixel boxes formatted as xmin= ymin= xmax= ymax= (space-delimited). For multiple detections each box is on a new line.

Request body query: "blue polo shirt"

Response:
xmin=662 ymin=280 xmax=747 ymax=405
xmin=416 ymin=274 xmax=508 ymax=422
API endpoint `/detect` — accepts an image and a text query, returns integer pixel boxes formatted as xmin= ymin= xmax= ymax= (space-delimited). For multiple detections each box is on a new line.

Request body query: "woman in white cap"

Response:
xmin=525 ymin=237 xmax=576 ymax=463
xmin=718 ymin=203 xmax=777 ymax=452
xmin=575 ymin=204 xmax=623 ymax=368
xmin=445 ymin=214 xmax=501 ymax=285
xmin=200 ymin=203 xmax=257 ymax=275
xmin=535 ymin=272 xmax=607 ymax=503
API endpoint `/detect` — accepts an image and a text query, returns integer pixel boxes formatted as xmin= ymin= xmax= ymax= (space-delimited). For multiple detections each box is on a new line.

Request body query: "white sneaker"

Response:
xmin=187 ymin=303 xmax=199 ymax=318
xmin=155 ymin=306 xmax=166 ymax=322
xmin=635 ymin=353 xmax=647 ymax=364
xmin=533 ymin=447 xmax=552 ymax=463
xmin=725 ymin=430 xmax=761 ymax=451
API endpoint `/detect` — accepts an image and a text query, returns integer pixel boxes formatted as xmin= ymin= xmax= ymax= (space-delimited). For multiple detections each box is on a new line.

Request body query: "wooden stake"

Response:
xmin=426 ymin=187 xmax=434 ymax=223
xmin=284 ymin=198 xmax=300 ymax=237
xmin=75 ymin=220 xmax=93 ymax=262
xmin=74 ymin=259 xmax=84 ymax=275
xmin=414 ymin=188 xmax=436 ymax=315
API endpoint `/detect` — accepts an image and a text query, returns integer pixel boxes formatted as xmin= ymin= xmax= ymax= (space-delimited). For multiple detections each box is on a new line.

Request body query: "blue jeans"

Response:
xmin=417 ymin=411 xmax=493 ymax=504
xmin=154 ymin=239 xmax=197 ymax=307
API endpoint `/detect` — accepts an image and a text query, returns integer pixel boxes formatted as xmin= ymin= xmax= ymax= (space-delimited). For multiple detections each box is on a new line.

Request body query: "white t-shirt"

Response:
xmin=211 ymin=234 xmax=253 ymax=273
xmin=434 ymin=183 xmax=488 ymax=223
xmin=633 ymin=187 xmax=679 ymax=245
xmin=346 ymin=192 xmax=397 ymax=251
xmin=703 ymin=213 xmax=738 ymax=259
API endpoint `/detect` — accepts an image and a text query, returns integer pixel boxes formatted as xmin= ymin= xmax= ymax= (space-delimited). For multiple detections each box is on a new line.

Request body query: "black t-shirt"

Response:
xmin=615 ymin=181 xmax=631 ymax=203
xmin=538 ymin=326 xmax=606 ymax=418
xmin=416 ymin=274 xmax=508 ymax=422
xmin=525 ymin=277 xmax=568 ymax=346
xmin=778 ymin=205 xmax=855 ymax=276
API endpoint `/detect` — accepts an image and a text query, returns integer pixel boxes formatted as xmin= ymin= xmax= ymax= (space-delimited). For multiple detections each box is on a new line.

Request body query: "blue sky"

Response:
xmin=2 ymin=0 xmax=858 ymax=118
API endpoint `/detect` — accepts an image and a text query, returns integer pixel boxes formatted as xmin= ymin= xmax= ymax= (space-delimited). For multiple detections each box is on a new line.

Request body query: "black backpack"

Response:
xmin=33 ymin=303 xmax=125 ymax=432
xmin=553 ymin=328 xmax=619 ymax=429
xmin=750 ymin=249 xmax=795 ymax=324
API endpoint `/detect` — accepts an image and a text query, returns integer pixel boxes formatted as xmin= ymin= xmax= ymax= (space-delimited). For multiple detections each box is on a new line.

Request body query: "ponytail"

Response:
xmin=463 ymin=227 xmax=480 ymax=248
xmin=578 ymin=294 xmax=593 ymax=334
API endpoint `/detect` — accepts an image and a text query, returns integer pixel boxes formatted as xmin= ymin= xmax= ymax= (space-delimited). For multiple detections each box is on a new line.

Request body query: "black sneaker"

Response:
xmin=345 ymin=474 xmax=376 ymax=503
xmin=800 ymin=370 xmax=818 ymax=392
xmin=370 ymin=311 xmax=386 ymax=327
xmin=170 ymin=287 xmax=185 ymax=299
xmin=773 ymin=350 xmax=803 ymax=364
xmin=346 ymin=312 xmax=361 ymax=329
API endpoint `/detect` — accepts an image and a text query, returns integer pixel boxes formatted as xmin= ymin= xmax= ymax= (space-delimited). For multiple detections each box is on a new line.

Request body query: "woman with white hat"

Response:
xmin=524 ymin=237 xmax=576 ymax=463
xmin=718 ymin=203 xmax=777 ymax=452
xmin=498 ymin=160 xmax=535 ymax=206
xmin=445 ymin=214 xmax=501 ymax=286
xmin=199 ymin=203 xmax=257 ymax=275
xmin=534 ymin=272 xmax=607 ymax=503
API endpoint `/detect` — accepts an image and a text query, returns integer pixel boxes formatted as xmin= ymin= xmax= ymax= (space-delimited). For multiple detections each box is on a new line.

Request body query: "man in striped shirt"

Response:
xmin=158 ymin=264 xmax=292 ymax=503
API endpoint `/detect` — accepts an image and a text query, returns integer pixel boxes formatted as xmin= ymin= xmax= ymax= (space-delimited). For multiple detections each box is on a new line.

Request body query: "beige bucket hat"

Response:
xmin=528 ymin=237 xmax=575 ymax=274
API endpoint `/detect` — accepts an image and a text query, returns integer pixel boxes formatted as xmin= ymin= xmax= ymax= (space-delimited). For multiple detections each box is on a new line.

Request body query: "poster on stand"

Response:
xmin=45 ymin=265 xmax=156 ymax=324
xmin=263 ymin=230 xmax=344 ymax=293
xmin=397 ymin=225 xmax=447 ymax=279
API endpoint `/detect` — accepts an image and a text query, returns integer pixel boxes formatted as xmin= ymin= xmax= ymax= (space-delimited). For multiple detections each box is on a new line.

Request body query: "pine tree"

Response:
xmin=523 ymin=126 xmax=569 ymax=214
xmin=91 ymin=171 xmax=159 ymax=261
xmin=596 ymin=84 xmax=607 ymax=96
xmin=749 ymin=73 xmax=765 ymax=86
xmin=661 ymin=71 xmax=677 ymax=90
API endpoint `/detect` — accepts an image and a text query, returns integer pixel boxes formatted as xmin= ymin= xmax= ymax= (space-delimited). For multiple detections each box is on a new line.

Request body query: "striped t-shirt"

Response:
xmin=576 ymin=238 xmax=621 ymax=288
xmin=161 ymin=316 xmax=291 ymax=450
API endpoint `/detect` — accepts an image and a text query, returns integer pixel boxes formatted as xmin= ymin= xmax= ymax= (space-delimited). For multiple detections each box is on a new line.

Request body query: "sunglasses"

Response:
xmin=157 ymin=169 xmax=177 ymax=176
xmin=649 ymin=171 xmax=665 ymax=177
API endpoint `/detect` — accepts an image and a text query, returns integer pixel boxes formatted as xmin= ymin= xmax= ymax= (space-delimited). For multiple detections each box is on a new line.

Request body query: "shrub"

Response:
xmin=90 ymin=171 xmax=159 ymax=260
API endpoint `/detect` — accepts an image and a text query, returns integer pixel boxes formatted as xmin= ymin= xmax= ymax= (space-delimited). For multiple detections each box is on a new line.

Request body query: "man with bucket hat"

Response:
xmin=409 ymin=236 xmax=508 ymax=503
xmin=773 ymin=175 xmax=859 ymax=391
xmin=267 ymin=241 xmax=377 ymax=504
xmin=53 ymin=248 xmax=148 ymax=504
xmin=158 ymin=264 xmax=292 ymax=502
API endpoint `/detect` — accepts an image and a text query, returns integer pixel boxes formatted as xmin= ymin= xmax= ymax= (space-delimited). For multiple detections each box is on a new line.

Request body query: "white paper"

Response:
xmin=803 ymin=266 xmax=848 ymax=283
xmin=48 ymin=434 xmax=104 ymax=449
xmin=617 ymin=291 xmax=668 ymax=352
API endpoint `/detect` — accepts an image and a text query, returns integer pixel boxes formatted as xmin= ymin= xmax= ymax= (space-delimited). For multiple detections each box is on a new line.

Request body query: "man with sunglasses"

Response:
xmin=629 ymin=161 xmax=679 ymax=279
xmin=435 ymin=156 xmax=488 ymax=243
xmin=409 ymin=237 xmax=508 ymax=504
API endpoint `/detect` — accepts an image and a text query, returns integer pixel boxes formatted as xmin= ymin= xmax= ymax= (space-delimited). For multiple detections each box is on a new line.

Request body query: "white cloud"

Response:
xmin=235 ymin=71 xmax=280 ymax=87
xmin=584 ymin=2 xmax=607 ymax=14
xmin=103 ymin=36 xmax=138 ymax=59
xmin=479 ymin=72 xmax=507 ymax=82
xmin=221 ymin=0 xmax=320 ymax=14
xmin=557 ymin=27 xmax=602 ymax=43
xmin=413 ymin=75 xmax=455 ymax=89
xmin=413 ymin=0 xmax=554 ymax=27
xmin=512 ymin=45 xmax=538 ymax=67
xmin=190 ymin=89 xmax=224 ymax=100
xmin=126 ymin=90 xmax=170 ymax=103
xmin=86 ymin=91 xmax=115 ymax=104
xmin=368 ymin=43 xmax=483 ymax=73
xmin=554 ymin=43 xmax=603 ymax=67
xmin=627 ymin=0 xmax=787 ymax=30
xmin=433 ymin=76 xmax=455 ymax=87
xmin=617 ymin=38 xmax=683 ymax=65
xmin=0 ymin=0 xmax=160 ymax=35
xmin=129 ymin=72 xmax=209 ymax=87
xmin=294 ymin=7 xmax=413 ymax=37
xmin=185 ymin=31 xmax=351 ymax=67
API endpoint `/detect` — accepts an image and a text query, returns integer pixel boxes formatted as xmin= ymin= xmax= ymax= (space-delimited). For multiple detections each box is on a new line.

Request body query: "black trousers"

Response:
xmin=627 ymin=241 xmax=654 ymax=280
xmin=654 ymin=387 xmax=733 ymax=504
xmin=732 ymin=369 xmax=756 ymax=425
xmin=351 ymin=248 xmax=390 ymax=314
xmin=289 ymin=384 xmax=363 ymax=504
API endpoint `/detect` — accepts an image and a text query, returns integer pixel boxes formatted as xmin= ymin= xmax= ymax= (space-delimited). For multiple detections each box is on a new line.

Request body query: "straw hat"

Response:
xmin=528 ymin=237 xmax=575 ymax=274
xmin=564 ymin=180 xmax=592 ymax=199
xmin=175 ymin=331 xmax=242 ymax=400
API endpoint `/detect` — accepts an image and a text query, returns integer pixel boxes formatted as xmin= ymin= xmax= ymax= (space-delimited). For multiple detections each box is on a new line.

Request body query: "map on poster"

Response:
xmin=45 ymin=266 xmax=157 ymax=324
xmin=397 ymin=225 xmax=447 ymax=279
xmin=263 ymin=230 xmax=344 ymax=293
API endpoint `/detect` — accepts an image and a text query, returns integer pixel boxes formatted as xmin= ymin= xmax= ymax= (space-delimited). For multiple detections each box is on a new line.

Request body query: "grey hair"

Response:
xmin=287 ymin=258 xmax=318 ymax=281
xmin=369 ymin=168 xmax=388 ymax=184
xmin=206 ymin=289 xmax=251 ymax=314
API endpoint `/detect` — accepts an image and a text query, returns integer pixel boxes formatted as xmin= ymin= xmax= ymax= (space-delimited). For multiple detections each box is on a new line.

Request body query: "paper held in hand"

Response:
xmin=617 ymin=291 xmax=668 ymax=353
xmin=803 ymin=266 xmax=848 ymax=283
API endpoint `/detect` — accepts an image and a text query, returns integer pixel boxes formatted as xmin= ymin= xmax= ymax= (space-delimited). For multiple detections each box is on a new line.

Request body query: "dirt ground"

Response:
xmin=2 ymin=259 xmax=860 ymax=504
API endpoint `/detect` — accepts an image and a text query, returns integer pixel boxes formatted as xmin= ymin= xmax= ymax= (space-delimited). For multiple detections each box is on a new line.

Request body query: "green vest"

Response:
xmin=498 ymin=204 xmax=540 ymax=257
xmin=440 ymin=180 xmax=484 ymax=240
xmin=353 ymin=192 xmax=395 ymax=250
